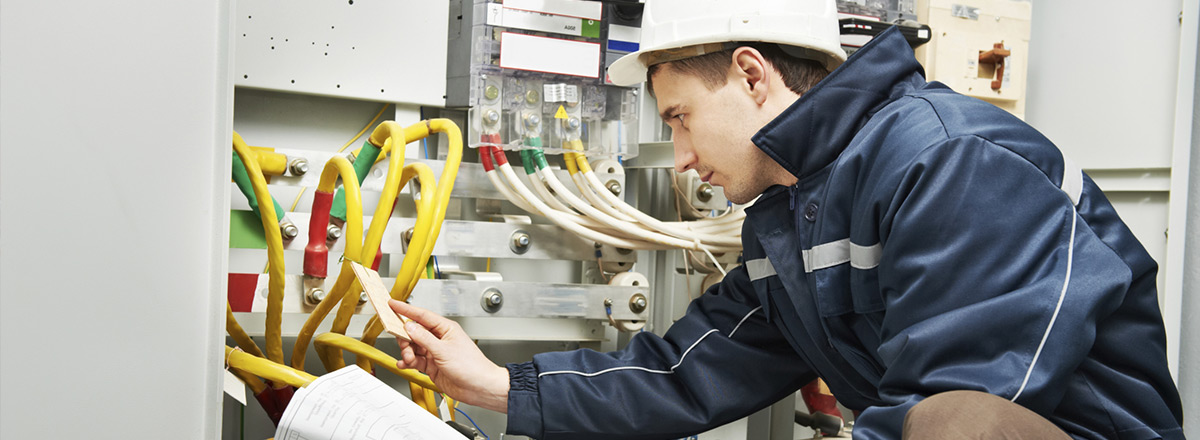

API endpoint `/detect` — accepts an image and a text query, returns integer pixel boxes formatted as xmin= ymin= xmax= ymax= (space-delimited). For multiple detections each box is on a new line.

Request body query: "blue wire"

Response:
xmin=423 ymin=138 xmax=430 ymax=159
xmin=433 ymin=255 xmax=442 ymax=279
xmin=455 ymin=407 xmax=489 ymax=440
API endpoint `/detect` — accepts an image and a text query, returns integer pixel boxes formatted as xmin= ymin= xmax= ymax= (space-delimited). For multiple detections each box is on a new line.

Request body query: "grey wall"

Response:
xmin=1179 ymin=25 xmax=1200 ymax=438
xmin=0 ymin=1 xmax=232 ymax=437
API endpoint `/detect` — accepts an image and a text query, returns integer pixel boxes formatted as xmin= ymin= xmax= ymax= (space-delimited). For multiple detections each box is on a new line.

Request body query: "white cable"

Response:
xmin=538 ymin=167 xmax=704 ymax=249
xmin=581 ymin=170 xmax=742 ymax=248
xmin=496 ymin=162 xmax=665 ymax=250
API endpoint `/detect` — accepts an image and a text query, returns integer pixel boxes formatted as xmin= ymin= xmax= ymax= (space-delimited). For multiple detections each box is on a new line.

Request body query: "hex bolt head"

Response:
xmin=696 ymin=183 xmax=714 ymax=202
xmin=281 ymin=222 xmax=300 ymax=240
xmin=403 ymin=228 xmax=415 ymax=245
xmin=326 ymin=224 xmax=343 ymax=241
xmin=484 ymin=85 xmax=500 ymax=101
xmin=509 ymin=230 xmax=531 ymax=254
xmin=306 ymin=288 xmax=326 ymax=304
xmin=358 ymin=291 xmax=369 ymax=305
xmin=289 ymin=158 xmax=309 ymax=175
xmin=567 ymin=117 xmax=581 ymax=130
xmin=629 ymin=294 xmax=648 ymax=314
xmin=525 ymin=90 xmax=539 ymax=105
xmin=481 ymin=288 xmax=503 ymax=313
xmin=484 ymin=109 xmax=500 ymax=126
xmin=606 ymin=180 xmax=622 ymax=196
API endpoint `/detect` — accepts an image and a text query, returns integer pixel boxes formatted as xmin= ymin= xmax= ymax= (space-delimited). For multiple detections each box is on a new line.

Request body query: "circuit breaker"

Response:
xmin=446 ymin=0 xmax=642 ymax=158
xmin=915 ymin=0 xmax=1032 ymax=118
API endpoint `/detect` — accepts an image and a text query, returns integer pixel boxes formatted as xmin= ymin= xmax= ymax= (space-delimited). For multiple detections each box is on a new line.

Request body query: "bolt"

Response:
xmin=524 ymin=113 xmax=540 ymax=130
xmin=481 ymin=288 xmax=503 ymax=312
xmin=510 ymin=230 xmax=531 ymax=254
xmin=606 ymin=180 xmax=622 ymax=196
xmin=603 ymin=298 xmax=614 ymax=307
xmin=484 ymin=84 xmax=500 ymax=100
xmin=306 ymin=288 xmax=326 ymax=304
xmin=281 ymin=222 xmax=299 ymax=239
xmin=567 ymin=117 xmax=581 ymax=131
xmin=525 ymin=89 xmax=539 ymax=105
xmin=484 ymin=109 xmax=500 ymax=126
xmin=629 ymin=294 xmax=648 ymax=314
xmin=696 ymin=183 xmax=714 ymax=202
xmin=403 ymin=228 xmax=415 ymax=245
xmin=289 ymin=158 xmax=309 ymax=175
xmin=326 ymin=224 xmax=342 ymax=241
xmin=358 ymin=290 xmax=369 ymax=305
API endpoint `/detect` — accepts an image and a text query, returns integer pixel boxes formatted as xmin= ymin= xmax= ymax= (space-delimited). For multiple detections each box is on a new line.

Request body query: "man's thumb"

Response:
xmin=405 ymin=321 xmax=440 ymax=349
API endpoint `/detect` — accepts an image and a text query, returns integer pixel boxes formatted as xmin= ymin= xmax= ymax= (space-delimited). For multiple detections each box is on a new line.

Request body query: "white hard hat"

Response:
xmin=607 ymin=0 xmax=847 ymax=86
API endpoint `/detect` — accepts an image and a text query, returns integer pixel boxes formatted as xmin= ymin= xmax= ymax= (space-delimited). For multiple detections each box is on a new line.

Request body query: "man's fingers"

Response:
xmin=404 ymin=320 xmax=443 ymax=353
xmin=390 ymin=299 xmax=456 ymax=339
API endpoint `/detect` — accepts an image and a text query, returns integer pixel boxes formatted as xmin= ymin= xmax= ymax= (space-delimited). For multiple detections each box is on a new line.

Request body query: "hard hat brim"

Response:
xmin=607 ymin=39 xmax=847 ymax=87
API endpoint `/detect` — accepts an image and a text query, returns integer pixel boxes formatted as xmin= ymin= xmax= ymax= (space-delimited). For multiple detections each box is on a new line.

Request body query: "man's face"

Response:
xmin=651 ymin=64 xmax=784 ymax=204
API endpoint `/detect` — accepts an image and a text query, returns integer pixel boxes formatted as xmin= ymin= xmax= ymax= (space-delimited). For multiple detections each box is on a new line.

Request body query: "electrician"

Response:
xmin=388 ymin=0 xmax=1185 ymax=438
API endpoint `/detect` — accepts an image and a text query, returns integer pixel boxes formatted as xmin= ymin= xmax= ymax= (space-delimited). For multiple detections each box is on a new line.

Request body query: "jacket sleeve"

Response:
xmin=852 ymin=135 xmax=1146 ymax=439
xmin=505 ymin=263 xmax=814 ymax=439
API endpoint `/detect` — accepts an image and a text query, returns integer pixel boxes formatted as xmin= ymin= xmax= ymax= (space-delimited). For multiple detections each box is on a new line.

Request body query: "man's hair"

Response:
xmin=647 ymin=43 xmax=828 ymax=97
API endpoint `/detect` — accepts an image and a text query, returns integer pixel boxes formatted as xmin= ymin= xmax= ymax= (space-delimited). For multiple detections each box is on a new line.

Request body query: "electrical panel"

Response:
xmin=447 ymin=0 xmax=642 ymax=159
xmin=915 ymin=0 xmax=1031 ymax=118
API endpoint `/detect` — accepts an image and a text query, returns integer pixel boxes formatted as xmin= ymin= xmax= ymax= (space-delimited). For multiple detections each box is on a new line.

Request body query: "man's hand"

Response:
xmin=388 ymin=299 xmax=510 ymax=413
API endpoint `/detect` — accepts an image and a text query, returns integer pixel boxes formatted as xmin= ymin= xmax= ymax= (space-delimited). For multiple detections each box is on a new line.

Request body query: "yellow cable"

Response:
xmin=233 ymin=132 xmax=287 ymax=367
xmin=229 ymin=365 xmax=269 ymax=395
xmin=311 ymin=333 xmax=440 ymax=392
xmin=422 ymin=388 xmax=438 ymax=416
xmin=409 ymin=382 xmax=431 ymax=413
xmin=357 ymin=163 xmax=436 ymax=366
xmin=402 ymin=119 xmax=464 ymax=298
xmin=226 ymin=302 xmax=265 ymax=359
xmin=289 ymin=155 xmax=365 ymax=370
xmin=226 ymin=346 xmax=317 ymax=389
xmin=329 ymin=122 xmax=409 ymax=347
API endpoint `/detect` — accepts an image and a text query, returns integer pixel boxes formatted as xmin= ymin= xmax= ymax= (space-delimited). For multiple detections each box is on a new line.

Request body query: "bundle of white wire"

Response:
xmin=481 ymin=147 xmax=744 ymax=274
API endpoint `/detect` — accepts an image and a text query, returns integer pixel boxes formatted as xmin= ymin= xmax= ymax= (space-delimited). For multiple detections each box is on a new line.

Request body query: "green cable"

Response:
xmin=331 ymin=140 xmax=383 ymax=221
xmin=231 ymin=151 xmax=285 ymax=222
xmin=425 ymin=259 xmax=435 ymax=279
xmin=531 ymin=149 xmax=550 ymax=170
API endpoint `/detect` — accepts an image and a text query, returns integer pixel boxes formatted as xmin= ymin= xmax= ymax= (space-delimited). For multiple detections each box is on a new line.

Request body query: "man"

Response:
xmin=388 ymin=0 xmax=1185 ymax=438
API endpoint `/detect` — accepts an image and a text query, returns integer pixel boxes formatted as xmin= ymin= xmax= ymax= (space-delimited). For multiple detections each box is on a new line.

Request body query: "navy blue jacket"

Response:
xmin=505 ymin=28 xmax=1184 ymax=440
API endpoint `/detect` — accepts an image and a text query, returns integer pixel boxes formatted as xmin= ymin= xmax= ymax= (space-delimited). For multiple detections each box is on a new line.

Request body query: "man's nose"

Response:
xmin=673 ymin=139 xmax=696 ymax=174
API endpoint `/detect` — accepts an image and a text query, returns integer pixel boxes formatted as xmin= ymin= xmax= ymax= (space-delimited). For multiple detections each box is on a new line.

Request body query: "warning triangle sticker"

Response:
xmin=554 ymin=105 xmax=568 ymax=119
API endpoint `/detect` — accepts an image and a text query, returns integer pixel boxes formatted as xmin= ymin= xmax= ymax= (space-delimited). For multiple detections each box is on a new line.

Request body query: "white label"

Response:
xmin=503 ymin=0 xmax=602 ymax=20
xmin=251 ymin=274 xmax=268 ymax=312
xmin=917 ymin=29 xmax=929 ymax=39
xmin=500 ymin=32 xmax=600 ymax=78
xmin=224 ymin=370 xmax=247 ymax=406
xmin=543 ymin=83 xmax=580 ymax=102
xmin=487 ymin=3 xmax=585 ymax=37
xmin=608 ymin=24 xmax=640 ymax=43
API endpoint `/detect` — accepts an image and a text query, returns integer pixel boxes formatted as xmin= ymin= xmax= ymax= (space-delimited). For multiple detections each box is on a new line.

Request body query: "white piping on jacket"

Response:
xmin=537 ymin=307 xmax=764 ymax=378
xmin=1011 ymin=206 xmax=1078 ymax=402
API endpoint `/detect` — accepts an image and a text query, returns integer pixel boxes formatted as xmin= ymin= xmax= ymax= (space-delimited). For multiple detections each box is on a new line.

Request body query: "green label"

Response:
xmin=581 ymin=19 xmax=600 ymax=39
xmin=229 ymin=210 xmax=267 ymax=249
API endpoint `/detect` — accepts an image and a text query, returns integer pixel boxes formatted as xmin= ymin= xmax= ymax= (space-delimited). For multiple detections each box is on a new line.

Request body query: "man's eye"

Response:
xmin=675 ymin=114 xmax=686 ymax=125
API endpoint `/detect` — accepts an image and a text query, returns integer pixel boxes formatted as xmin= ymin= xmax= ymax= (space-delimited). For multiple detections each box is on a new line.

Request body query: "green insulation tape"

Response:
xmin=532 ymin=149 xmax=550 ymax=170
xmin=331 ymin=140 xmax=383 ymax=221
xmin=519 ymin=149 xmax=537 ymax=175
xmin=232 ymin=151 xmax=284 ymax=222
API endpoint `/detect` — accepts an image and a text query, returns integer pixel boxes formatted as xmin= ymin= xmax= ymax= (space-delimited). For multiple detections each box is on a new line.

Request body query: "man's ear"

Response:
xmin=731 ymin=47 xmax=770 ymax=105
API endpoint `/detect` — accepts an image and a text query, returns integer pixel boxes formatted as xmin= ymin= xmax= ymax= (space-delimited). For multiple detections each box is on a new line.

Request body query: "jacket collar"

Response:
xmin=751 ymin=26 xmax=927 ymax=180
